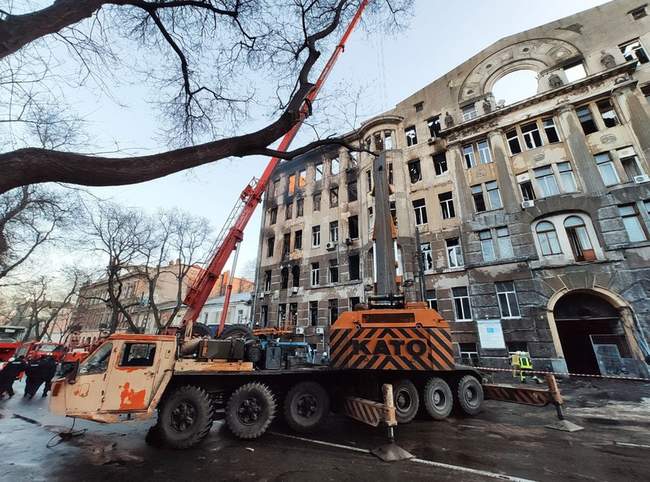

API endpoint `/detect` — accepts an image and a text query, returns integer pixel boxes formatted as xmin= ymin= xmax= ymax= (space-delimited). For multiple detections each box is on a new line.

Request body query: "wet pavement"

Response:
xmin=1 ymin=377 xmax=649 ymax=481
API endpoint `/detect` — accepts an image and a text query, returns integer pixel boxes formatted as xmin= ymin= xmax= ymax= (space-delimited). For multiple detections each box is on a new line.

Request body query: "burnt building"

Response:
xmin=253 ymin=0 xmax=650 ymax=376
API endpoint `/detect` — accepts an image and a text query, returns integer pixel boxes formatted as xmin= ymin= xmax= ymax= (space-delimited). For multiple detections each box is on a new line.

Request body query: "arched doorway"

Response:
xmin=554 ymin=292 xmax=631 ymax=375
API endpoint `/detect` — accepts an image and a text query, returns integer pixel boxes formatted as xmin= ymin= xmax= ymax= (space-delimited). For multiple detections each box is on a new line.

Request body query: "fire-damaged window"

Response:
xmin=120 ymin=343 xmax=156 ymax=367
xmin=506 ymin=129 xmax=522 ymax=155
xmin=421 ymin=242 xmax=433 ymax=271
xmin=269 ymin=207 xmax=277 ymax=225
xmin=348 ymin=215 xmax=359 ymax=239
xmin=315 ymin=162 xmax=323 ymax=181
xmin=347 ymin=180 xmax=358 ymax=202
xmin=296 ymin=198 xmax=304 ymax=217
xmin=264 ymin=270 xmax=272 ymax=291
xmin=282 ymin=233 xmax=291 ymax=256
xmin=288 ymin=174 xmax=296 ymax=195
xmin=328 ymin=259 xmax=339 ymax=284
xmin=294 ymin=230 xmax=302 ymax=250
xmin=331 ymin=157 xmax=340 ymax=175
xmin=446 ymin=238 xmax=464 ymax=268
xmin=452 ymin=287 xmax=472 ymax=321
xmin=596 ymin=99 xmax=620 ymax=128
xmin=280 ymin=267 xmax=289 ymax=289
xmin=348 ymin=254 xmax=360 ymax=280
xmin=267 ymin=237 xmax=274 ymax=257
xmin=408 ymin=159 xmax=422 ymax=183
xmin=260 ymin=306 xmax=269 ymax=327
xmin=313 ymin=192 xmax=321 ymax=211
xmin=291 ymin=265 xmax=300 ymax=288
xmin=405 ymin=126 xmax=418 ymax=146
xmin=298 ymin=169 xmax=306 ymax=188
xmin=459 ymin=343 xmax=479 ymax=366
xmin=576 ymin=105 xmax=598 ymax=135
xmin=328 ymin=299 xmax=339 ymax=324
xmin=374 ymin=132 xmax=384 ymax=151
xmin=285 ymin=202 xmax=292 ymax=220
xmin=309 ymin=301 xmax=318 ymax=326
xmin=432 ymin=153 xmax=448 ymax=176
xmin=427 ymin=115 xmax=441 ymax=138
xmin=329 ymin=187 xmax=339 ymax=208
xmin=620 ymin=38 xmax=649 ymax=64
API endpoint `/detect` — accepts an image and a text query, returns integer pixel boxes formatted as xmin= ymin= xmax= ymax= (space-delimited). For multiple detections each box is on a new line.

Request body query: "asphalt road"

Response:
xmin=1 ymin=378 xmax=649 ymax=481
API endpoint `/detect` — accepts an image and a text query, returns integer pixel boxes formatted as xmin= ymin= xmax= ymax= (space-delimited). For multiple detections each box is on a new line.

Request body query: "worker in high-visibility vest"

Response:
xmin=510 ymin=351 xmax=533 ymax=382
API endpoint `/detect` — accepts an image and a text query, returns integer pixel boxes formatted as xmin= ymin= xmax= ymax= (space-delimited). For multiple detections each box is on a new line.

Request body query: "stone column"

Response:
xmin=488 ymin=129 xmax=519 ymax=214
xmin=556 ymin=105 xmax=606 ymax=193
xmin=612 ymin=84 xmax=650 ymax=171
xmin=447 ymin=143 xmax=473 ymax=219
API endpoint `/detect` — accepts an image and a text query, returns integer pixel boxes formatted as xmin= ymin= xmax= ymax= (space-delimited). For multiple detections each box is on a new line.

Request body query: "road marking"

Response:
xmin=614 ymin=441 xmax=650 ymax=449
xmin=270 ymin=432 xmax=536 ymax=482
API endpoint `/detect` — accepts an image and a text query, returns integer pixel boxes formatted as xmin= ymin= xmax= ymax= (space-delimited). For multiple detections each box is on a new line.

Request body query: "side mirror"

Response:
xmin=60 ymin=361 xmax=79 ymax=383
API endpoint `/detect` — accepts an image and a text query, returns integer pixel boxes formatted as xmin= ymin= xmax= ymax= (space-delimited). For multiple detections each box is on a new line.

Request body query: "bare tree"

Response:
xmin=0 ymin=185 xmax=78 ymax=283
xmin=0 ymin=1 xmax=412 ymax=194
xmin=85 ymin=202 xmax=152 ymax=333
xmin=137 ymin=208 xmax=211 ymax=333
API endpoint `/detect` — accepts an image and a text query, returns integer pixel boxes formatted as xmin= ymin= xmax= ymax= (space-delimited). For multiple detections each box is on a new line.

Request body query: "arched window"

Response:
xmin=564 ymin=216 xmax=595 ymax=261
xmin=536 ymin=221 xmax=562 ymax=255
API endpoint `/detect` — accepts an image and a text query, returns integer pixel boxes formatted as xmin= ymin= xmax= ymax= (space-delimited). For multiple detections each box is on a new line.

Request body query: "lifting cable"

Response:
xmin=46 ymin=417 xmax=87 ymax=449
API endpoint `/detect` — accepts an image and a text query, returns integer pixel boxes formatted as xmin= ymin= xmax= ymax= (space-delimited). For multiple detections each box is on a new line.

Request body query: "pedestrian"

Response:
xmin=0 ymin=356 xmax=27 ymax=399
xmin=40 ymin=356 xmax=58 ymax=398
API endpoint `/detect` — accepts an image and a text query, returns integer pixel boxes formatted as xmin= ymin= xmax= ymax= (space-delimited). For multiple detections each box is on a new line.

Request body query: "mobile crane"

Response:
xmin=49 ymin=0 xmax=565 ymax=453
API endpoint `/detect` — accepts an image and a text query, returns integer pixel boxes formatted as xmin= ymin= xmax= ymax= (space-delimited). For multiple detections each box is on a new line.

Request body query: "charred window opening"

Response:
xmin=294 ymin=230 xmax=302 ymax=250
xmin=439 ymin=192 xmax=455 ymax=219
xmin=348 ymin=254 xmax=360 ymax=280
xmin=621 ymin=38 xmax=649 ymax=64
xmin=408 ymin=159 xmax=422 ymax=183
xmin=329 ymin=187 xmax=339 ymax=208
xmin=267 ymin=237 xmax=275 ymax=257
xmin=282 ymin=233 xmax=291 ymax=256
xmin=296 ymin=198 xmax=304 ymax=217
xmin=348 ymin=215 xmax=359 ymax=239
xmin=309 ymin=301 xmax=319 ymax=326
xmin=405 ymin=126 xmax=418 ymax=147
xmin=433 ymin=152 xmax=448 ymax=175
xmin=291 ymin=265 xmax=300 ymax=288
xmin=347 ymin=180 xmax=358 ymax=202
xmin=329 ymin=259 xmax=339 ymax=284
xmin=269 ymin=207 xmax=278 ymax=225
xmin=427 ymin=115 xmax=441 ymax=138
xmin=264 ymin=270 xmax=272 ymax=291
xmin=280 ymin=267 xmax=289 ymax=289
xmin=313 ymin=192 xmax=321 ymax=211
xmin=577 ymin=105 xmax=598 ymax=135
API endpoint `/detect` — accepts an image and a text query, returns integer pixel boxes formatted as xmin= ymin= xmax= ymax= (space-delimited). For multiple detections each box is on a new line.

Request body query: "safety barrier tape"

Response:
xmin=474 ymin=365 xmax=650 ymax=382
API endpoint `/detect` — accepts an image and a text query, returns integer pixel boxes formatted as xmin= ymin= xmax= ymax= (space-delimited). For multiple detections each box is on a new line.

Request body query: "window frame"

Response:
xmin=439 ymin=192 xmax=455 ymax=219
xmin=495 ymin=282 xmax=521 ymax=319
xmin=405 ymin=126 xmax=418 ymax=147
xmin=408 ymin=158 xmax=423 ymax=183
xmin=535 ymin=221 xmax=562 ymax=255
xmin=619 ymin=204 xmax=648 ymax=242
xmin=413 ymin=198 xmax=429 ymax=226
xmin=446 ymin=238 xmax=464 ymax=268
xmin=452 ymin=286 xmax=472 ymax=321
xmin=310 ymin=262 xmax=320 ymax=287
xmin=311 ymin=225 xmax=321 ymax=248
xmin=432 ymin=153 xmax=448 ymax=176
xmin=521 ymin=121 xmax=544 ymax=150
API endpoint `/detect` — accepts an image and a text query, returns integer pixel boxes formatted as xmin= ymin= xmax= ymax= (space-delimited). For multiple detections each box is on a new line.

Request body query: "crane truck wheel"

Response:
xmin=157 ymin=385 xmax=214 ymax=449
xmin=218 ymin=324 xmax=254 ymax=340
xmin=283 ymin=381 xmax=330 ymax=433
xmin=455 ymin=375 xmax=484 ymax=416
xmin=392 ymin=379 xmax=419 ymax=424
xmin=422 ymin=377 xmax=453 ymax=420
xmin=225 ymin=382 xmax=277 ymax=439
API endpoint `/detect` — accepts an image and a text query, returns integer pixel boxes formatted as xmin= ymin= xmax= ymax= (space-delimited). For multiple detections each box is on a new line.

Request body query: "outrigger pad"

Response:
xmin=371 ymin=443 xmax=414 ymax=462
xmin=546 ymin=420 xmax=584 ymax=432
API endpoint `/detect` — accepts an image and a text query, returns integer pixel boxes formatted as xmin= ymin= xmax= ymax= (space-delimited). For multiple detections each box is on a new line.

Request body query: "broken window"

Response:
xmin=597 ymin=99 xmax=620 ymax=128
xmin=479 ymin=230 xmax=495 ymax=262
xmin=564 ymin=216 xmax=594 ymax=261
xmin=384 ymin=130 xmax=394 ymax=150
xmin=543 ymin=117 xmax=560 ymax=143
xmin=446 ymin=238 xmax=464 ymax=268
xmin=331 ymin=157 xmax=340 ymax=176
xmin=278 ymin=304 xmax=287 ymax=324
xmin=421 ymin=242 xmax=433 ymax=271
xmin=519 ymin=180 xmax=536 ymax=201
xmin=283 ymin=233 xmax=291 ymax=256
xmin=269 ymin=207 xmax=277 ymax=225
xmin=462 ymin=104 xmax=478 ymax=121
xmin=298 ymin=169 xmax=306 ymax=188
xmin=288 ymin=303 xmax=298 ymax=325
xmin=294 ymin=230 xmax=303 ymax=250
xmin=426 ymin=289 xmax=437 ymax=310
xmin=280 ymin=267 xmax=289 ymax=289
xmin=506 ymin=129 xmax=522 ymax=155
xmin=328 ymin=259 xmax=339 ymax=284
xmin=267 ymin=237 xmax=275 ymax=257
xmin=432 ymin=153 xmax=448 ymax=175
xmin=521 ymin=121 xmax=543 ymax=149
xmin=264 ymin=270 xmax=272 ymax=291
xmin=405 ymin=126 xmax=418 ymax=147
xmin=414 ymin=101 xmax=424 ymax=112
xmin=328 ymin=299 xmax=339 ymax=324
xmin=619 ymin=204 xmax=647 ymax=242
xmin=348 ymin=150 xmax=359 ymax=167
xmin=366 ymin=170 xmax=373 ymax=192
xmin=390 ymin=200 xmax=397 ymax=227
xmin=427 ymin=116 xmax=441 ymax=138
xmin=388 ymin=162 xmax=394 ymax=185
xmin=408 ymin=159 xmax=422 ymax=183
xmin=452 ymin=286 xmax=472 ymax=320
xmin=348 ymin=215 xmax=359 ymax=239
xmin=558 ymin=162 xmax=577 ymax=192
xmin=364 ymin=137 xmax=372 ymax=150
xmin=368 ymin=206 xmax=374 ymax=232
xmin=439 ymin=192 xmax=455 ymax=219
xmin=486 ymin=181 xmax=502 ymax=209
xmin=463 ymin=144 xmax=476 ymax=168
xmin=329 ymin=187 xmax=339 ymax=208
xmin=472 ymin=185 xmax=486 ymax=213
xmin=313 ymin=192 xmax=321 ymax=211
xmin=288 ymin=174 xmax=296 ymax=195
xmin=329 ymin=221 xmax=339 ymax=243
xmin=312 ymin=225 xmax=321 ymax=247
xmin=309 ymin=301 xmax=318 ymax=326
xmin=347 ymin=180 xmax=358 ymax=202
xmin=296 ymin=198 xmax=304 ymax=217
xmin=576 ymin=105 xmax=598 ymax=135
xmin=285 ymin=202 xmax=292 ymax=220
xmin=563 ymin=61 xmax=587 ymax=83
xmin=534 ymin=165 xmax=560 ymax=198
xmin=595 ymin=152 xmax=620 ymax=186
xmin=630 ymin=6 xmax=647 ymax=20
xmin=619 ymin=147 xmax=644 ymax=180
xmin=315 ymin=162 xmax=323 ymax=182
xmin=535 ymin=221 xmax=562 ymax=255
xmin=496 ymin=282 xmax=521 ymax=319
xmin=620 ymin=39 xmax=649 ymax=64
xmin=412 ymin=198 xmax=428 ymax=225
xmin=642 ymin=84 xmax=650 ymax=103
xmin=348 ymin=254 xmax=360 ymax=280
xmin=374 ymin=132 xmax=384 ymax=151
xmin=311 ymin=263 xmax=320 ymax=286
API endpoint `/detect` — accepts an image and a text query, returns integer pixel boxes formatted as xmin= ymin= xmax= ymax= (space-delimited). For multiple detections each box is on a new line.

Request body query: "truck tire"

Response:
xmin=283 ymin=381 xmax=330 ymax=433
xmin=455 ymin=375 xmax=484 ymax=416
xmin=225 ymin=382 xmax=276 ymax=439
xmin=422 ymin=377 xmax=453 ymax=420
xmin=393 ymin=379 xmax=419 ymax=424
xmin=218 ymin=324 xmax=254 ymax=340
xmin=192 ymin=323 xmax=211 ymax=338
xmin=157 ymin=385 xmax=214 ymax=449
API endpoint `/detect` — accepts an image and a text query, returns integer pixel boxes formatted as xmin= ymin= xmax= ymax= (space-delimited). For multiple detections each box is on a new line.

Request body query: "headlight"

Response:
xmin=8 ymin=357 xmax=15 ymax=362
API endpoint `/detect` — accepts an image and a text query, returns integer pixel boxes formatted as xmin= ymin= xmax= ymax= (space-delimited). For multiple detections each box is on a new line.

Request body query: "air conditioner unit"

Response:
xmin=291 ymin=287 xmax=299 ymax=294
xmin=521 ymin=200 xmax=535 ymax=208
xmin=295 ymin=327 xmax=305 ymax=335
xmin=258 ymin=292 xmax=265 ymax=299
xmin=634 ymin=174 xmax=650 ymax=184
xmin=325 ymin=242 xmax=337 ymax=251
xmin=315 ymin=327 xmax=325 ymax=335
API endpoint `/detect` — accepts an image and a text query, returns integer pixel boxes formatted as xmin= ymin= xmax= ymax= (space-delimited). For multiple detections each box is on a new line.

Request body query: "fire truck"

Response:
xmin=0 ymin=326 xmax=27 ymax=366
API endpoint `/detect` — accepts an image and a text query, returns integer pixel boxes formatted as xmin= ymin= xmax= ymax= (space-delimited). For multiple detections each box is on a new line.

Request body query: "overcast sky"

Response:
xmin=74 ymin=0 xmax=608 ymax=279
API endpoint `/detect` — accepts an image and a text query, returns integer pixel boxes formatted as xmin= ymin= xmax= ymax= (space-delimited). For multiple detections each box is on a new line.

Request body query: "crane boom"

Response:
xmin=181 ymin=0 xmax=370 ymax=336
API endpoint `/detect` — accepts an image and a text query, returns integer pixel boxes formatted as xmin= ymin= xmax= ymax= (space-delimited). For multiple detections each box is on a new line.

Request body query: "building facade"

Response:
xmin=254 ymin=0 xmax=650 ymax=376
